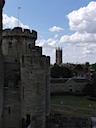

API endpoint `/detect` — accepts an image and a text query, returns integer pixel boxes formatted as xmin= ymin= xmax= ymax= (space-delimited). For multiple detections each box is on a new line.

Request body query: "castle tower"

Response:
xmin=2 ymin=27 xmax=50 ymax=128
xmin=20 ymin=55 xmax=50 ymax=128
xmin=0 ymin=1 xmax=5 ymax=128
xmin=56 ymin=47 xmax=62 ymax=65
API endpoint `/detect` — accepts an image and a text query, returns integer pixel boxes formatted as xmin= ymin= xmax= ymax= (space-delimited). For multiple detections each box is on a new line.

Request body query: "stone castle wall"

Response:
xmin=50 ymin=78 xmax=90 ymax=94
xmin=2 ymin=27 xmax=50 ymax=128
xmin=20 ymin=55 xmax=48 ymax=128
xmin=0 ymin=1 xmax=5 ymax=128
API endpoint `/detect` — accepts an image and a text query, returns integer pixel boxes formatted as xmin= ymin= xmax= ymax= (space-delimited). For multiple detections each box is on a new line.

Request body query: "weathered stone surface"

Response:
xmin=0 ymin=1 xmax=5 ymax=128
xmin=1 ymin=27 xmax=50 ymax=128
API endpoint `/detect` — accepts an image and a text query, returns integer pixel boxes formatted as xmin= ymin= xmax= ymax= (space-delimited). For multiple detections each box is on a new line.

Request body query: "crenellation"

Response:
xmin=46 ymin=56 xmax=50 ymax=65
xmin=12 ymin=27 xmax=22 ymax=33
xmin=31 ymin=30 xmax=37 ymax=39
xmin=3 ymin=29 xmax=11 ymax=36
xmin=23 ymin=29 xmax=30 ymax=34
xmin=2 ymin=27 xmax=37 ymax=40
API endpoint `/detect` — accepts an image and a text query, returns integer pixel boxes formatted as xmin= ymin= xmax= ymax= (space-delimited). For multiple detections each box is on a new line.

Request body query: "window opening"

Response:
xmin=8 ymin=107 xmax=10 ymax=114
xmin=26 ymin=114 xmax=30 ymax=127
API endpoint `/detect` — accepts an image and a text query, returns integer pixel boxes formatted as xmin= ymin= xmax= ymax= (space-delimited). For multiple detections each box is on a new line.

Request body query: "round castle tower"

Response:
xmin=2 ymin=27 xmax=50 ymax=128
xmin=2 ymin=27 xmax=37 ymax=58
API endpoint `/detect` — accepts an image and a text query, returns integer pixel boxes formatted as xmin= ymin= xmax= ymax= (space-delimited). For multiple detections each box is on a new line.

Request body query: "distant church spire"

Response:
xmin=56 ymin=47 xmax=62 ymax=65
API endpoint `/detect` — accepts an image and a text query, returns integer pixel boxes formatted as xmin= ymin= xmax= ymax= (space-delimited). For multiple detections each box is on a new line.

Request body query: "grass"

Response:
xmin=50 ymin=95 xmax=96 ymax=118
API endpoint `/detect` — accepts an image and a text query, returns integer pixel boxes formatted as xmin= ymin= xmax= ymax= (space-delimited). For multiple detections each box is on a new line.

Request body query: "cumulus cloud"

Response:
xmin=3 ymin=14 xmax=29 ymax=29
xmin=60 ymin=32 xmax=96 ymax=43
xmin=67 ymin=1 xmax=96 ymax=33
xmin=58 ymin=1 xmax=96 ymax=63
xmin=49 ymin=26 xmax=64 ymax=32
xmin=36 ymin=38 xmax=59 ymax=48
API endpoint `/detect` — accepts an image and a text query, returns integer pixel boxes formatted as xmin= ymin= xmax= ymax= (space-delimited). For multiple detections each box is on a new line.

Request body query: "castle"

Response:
xmin=2 ymin=27 xmax=50 ymax=128
xmin=0 ymin=1 xmax=50 ymax=128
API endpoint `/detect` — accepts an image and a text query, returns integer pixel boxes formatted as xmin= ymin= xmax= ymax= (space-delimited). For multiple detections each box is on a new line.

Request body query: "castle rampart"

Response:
xmin=3 ymin=27 xmax=37 ymax=40
xmin=2 ymin=26 xmax=50 ymax=128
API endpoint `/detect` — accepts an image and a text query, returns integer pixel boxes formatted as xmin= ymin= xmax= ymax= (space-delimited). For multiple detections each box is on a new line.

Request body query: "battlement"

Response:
xmin=21 ymin=54 xmax=50 ymax=69
xmin=3 ymin=27 xmax=37 ymax=40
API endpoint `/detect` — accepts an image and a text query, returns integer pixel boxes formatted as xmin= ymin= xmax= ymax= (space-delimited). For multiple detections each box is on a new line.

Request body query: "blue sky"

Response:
xmin=3 ymin=0 xmax=96 ymax=64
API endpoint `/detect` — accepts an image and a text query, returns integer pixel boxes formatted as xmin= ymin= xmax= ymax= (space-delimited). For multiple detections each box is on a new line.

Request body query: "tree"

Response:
xmin=92 ymin=72 xmax=96 ymax=97
xmin=51 ymin=64 xmax=73 ymax=78
xmin=82 ymin=83 xmax=93 ymax=96
xmin=51 ymin=64 xmax=61 ymax=78
xmin=90 ymin=63 xmax=96 ymax=70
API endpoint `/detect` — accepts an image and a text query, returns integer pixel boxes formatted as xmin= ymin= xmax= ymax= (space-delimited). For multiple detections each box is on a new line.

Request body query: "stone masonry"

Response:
xmin=0 ymin=1 xmax=5 ymax=128
xmin=1 ymin=27 xmax=50 ymax=128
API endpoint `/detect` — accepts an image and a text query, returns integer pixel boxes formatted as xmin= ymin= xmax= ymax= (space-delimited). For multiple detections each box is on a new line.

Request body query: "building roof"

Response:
xmin=50 ymin=78 xmax=69 ymax=83
xmin=50 ymin=77 xmax=91 ymax=84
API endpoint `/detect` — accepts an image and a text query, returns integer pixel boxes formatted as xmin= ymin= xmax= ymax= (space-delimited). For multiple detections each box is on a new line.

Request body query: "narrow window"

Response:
xmin=22 ymin=55 xmax=24 ymax=63
xmin=4 ymin=81 xmax=8 ymax=87
xmin=8 ymin=107 xmax=10 ymax=114
xmin=26 ymin=114 xmax=30 ymax=127
xmin=28 ymin=44 xmax=31 ymax=49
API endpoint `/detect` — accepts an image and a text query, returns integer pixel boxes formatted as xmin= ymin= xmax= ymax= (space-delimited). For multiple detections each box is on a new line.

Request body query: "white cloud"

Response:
xmin=49 ymin=26 xmax=64 ymax=32
xmin=60 ymin=32 xmax=96 ymax=43
xmin=58 ymin=1 xmax=96 ymax=63
xmin=3 ymin=14 xmax=29 ymax=29
xmin=36 ymin=38 xmax=59 ymax=47
xmin=67 ymin=1 xmax=96 ymax=33
xmin=54 ymin=34 xmax=58 ymax=38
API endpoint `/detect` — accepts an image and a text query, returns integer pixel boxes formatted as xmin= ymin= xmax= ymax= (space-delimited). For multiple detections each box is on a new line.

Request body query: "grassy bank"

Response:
xmin=51 ymin=95 xmax=96 ymax=118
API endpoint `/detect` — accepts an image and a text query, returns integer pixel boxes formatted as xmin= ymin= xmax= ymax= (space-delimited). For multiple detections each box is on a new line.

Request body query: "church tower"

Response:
xmin=56 ymin=47 xmax=62 ymax=65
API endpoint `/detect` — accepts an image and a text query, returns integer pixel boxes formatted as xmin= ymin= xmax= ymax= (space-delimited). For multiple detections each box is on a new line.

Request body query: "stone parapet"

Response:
xmin=3 ymin=27 xmax=37 ymax=40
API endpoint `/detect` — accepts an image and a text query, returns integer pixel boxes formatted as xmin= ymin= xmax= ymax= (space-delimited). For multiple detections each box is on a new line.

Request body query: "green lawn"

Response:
xmin=51 ymin=95 xmax=96 ymax=118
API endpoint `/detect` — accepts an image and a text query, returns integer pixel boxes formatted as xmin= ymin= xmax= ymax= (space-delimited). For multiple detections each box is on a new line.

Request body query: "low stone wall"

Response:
xmin=50 ymin=78 xmax=90 ymax=94
xmin=46 ymin=113 xmax=91 ymax=128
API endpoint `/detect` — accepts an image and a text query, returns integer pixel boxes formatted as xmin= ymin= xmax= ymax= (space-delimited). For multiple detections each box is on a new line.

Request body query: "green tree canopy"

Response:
xmin=90 ymin=63 xmax=96 ymax=70
xmin=51 ymin=64 xmax=73 ymax=78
